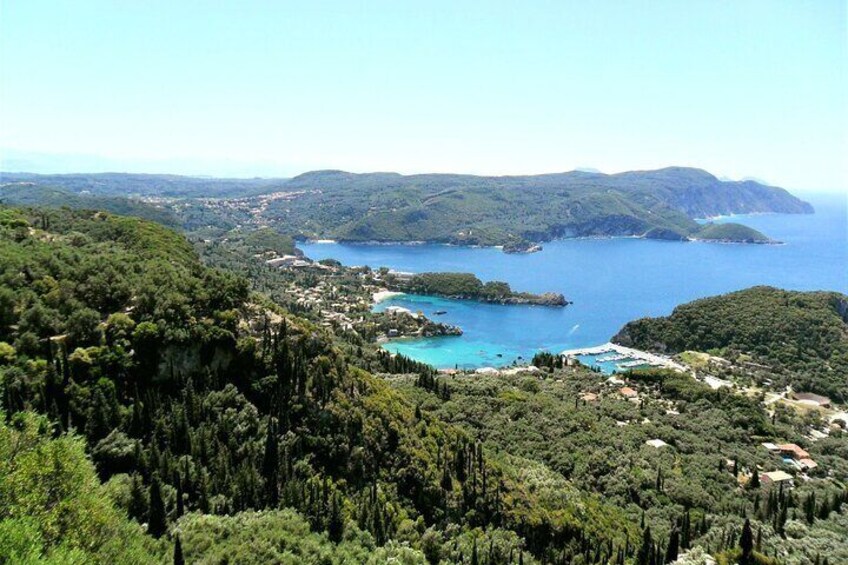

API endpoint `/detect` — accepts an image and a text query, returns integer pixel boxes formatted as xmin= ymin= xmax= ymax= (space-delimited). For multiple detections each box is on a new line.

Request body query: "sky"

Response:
xmin=1 ymin=0 xmax=846 ymax=192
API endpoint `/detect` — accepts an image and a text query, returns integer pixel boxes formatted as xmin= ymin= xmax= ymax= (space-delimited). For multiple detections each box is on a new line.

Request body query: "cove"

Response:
xmin=300 ymin=194 xmax=847 ymax=369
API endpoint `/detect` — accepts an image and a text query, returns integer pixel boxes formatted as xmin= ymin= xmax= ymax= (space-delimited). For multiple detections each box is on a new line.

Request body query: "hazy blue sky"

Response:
xmin=1 ymin=1 xmax=845 ymax=191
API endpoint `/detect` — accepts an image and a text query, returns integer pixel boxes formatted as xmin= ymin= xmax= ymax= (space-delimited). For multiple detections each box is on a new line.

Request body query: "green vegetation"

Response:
xmin=3 ymin=167 xmax=813 ymax=248
xmin=389 ymin=272 xmax=568 ymax=306
xmin=174 ymin=509 xmax=428 ymax=564
xmin=390 ymin=367 xmax=848 ymax=564
xmin=0 ymin=183 xmax=180 ymax=227
xmin=0 ymin=206 xmax=630 ymax=563
xmin=693 ymin=223 xmax=773 ymax=244
xmin=614 ymin=286 xmax=848 ymax=401
xmin=0 ymin=172 xmax=285 ymax=198
xmin=259 ymin=167 xmax=811 ymax=246
xmin=0 ymin=411 xmax=160 ymax=563
xmin=1 ymin=204 xmax=844 ymax=564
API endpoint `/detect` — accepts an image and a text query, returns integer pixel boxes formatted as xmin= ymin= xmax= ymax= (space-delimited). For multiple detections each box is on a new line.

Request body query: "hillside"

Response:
xmin=0 ymin=172 xmax=286 ymax=198
xmin=613 ymin=286 xmax=848 ymax=400
xmin=391 ymin=367 xmax=848 ymax=563
xmin=692 ymin=223 xmax=774 ymax=244
xmin=1 ymin=207 xmax=845 ymax=563
xmin=0 ymin=206 xmax=634 ymax=563
xmin=0 ymin=182 xmax=181 ymax=227
xmin=1 ymin=167 xmax=813 ymax=248
xmin=262 ymin=167 xmax=811 ymax=247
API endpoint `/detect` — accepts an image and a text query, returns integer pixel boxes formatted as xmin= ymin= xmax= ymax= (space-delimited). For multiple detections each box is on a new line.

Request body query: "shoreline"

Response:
xmin=302 ymin=229 xmax=785 ymax=251
xmin=372 ymin=290 xmax=405 ymax=304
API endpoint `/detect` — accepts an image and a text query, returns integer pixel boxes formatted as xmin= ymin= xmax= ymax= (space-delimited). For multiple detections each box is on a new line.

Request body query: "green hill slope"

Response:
xmin=0 ymin=183 xmax=181 ymax=227
xmin=2 ymin=167 xmax=812 ymax=247
xmin=0 ymin=206 xmax=633 ymax=563
xmin=266 ymin=167 xmax=811 ymax=246
xmin=613 ymin=286 xmax=848 ymax=400
xmin=692 ymin=222 xmax=774 ymax=243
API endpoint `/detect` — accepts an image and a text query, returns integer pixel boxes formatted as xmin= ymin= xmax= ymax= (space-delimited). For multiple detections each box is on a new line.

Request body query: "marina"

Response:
xmin=562 ymin=343 xmax=686 ymax=375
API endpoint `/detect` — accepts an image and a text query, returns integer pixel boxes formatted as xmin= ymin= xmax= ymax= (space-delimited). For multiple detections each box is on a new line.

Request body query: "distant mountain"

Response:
xmin=0 ymin=172 xmax=289 ymax=199
xmin=268 ymin=167 xmax=812 ymax=246
xmin=0 ymin=183 xmax=181 ymax=227
xmin=0 ymin=167 xmax=813 ymax=246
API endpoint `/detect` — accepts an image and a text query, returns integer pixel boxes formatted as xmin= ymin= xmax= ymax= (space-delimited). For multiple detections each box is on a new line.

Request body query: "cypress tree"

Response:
xmin=176 ymin=478 xmax=185 ymax=517
xmin=664 ymin=527 xmax=679 ymax=563
xmin=173 ymin=535 xmax=185 ymax=565
xmin=637 ymin=527 xmax=653 ymax=565
xmin=817 ymin=496 xmax=831 ymax=520
xmin=739 ymin=518 xmax=754 ymax=565
xmin=128 ymin=473 xmax=148 ymax=523
xmin=749 ymin=469 xmax=760 ymax=489
xmin=263 ymin=417 xmax=280 ymax=506
xmin=328 ymin=492 xmax=345 ymax=542
xmin=148 ymin=474 xmax=167 ymax=538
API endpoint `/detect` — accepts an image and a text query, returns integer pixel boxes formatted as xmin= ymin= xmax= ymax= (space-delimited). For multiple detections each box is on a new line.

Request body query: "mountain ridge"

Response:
xmin=1 ymin=167 xmax=813 ymax=247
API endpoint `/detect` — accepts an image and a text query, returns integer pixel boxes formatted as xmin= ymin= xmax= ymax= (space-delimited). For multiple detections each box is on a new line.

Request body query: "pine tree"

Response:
xmin=148 ymin=474 xmax=167 ymax=538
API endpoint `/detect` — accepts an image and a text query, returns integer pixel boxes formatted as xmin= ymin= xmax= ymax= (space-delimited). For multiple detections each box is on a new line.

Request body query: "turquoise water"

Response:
xmin=301 ymin=193 xmax=847 ymax=369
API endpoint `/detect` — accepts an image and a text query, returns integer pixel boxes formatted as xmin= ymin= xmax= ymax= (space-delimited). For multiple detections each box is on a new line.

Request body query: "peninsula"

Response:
xmin=384 ymin=271 xmax=570 ymax=306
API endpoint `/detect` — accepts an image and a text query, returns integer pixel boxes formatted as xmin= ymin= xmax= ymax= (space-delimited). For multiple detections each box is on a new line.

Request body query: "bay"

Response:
xmin=300 ymin=193 xmax=847 ymax=369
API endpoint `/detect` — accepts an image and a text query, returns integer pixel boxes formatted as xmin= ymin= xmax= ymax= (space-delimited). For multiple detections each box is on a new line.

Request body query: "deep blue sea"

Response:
xmin=300 ymin=193 xmax=847 ymax=369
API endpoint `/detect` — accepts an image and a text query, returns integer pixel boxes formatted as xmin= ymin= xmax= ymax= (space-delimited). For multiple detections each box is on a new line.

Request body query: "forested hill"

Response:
xmin=0 ymin=172 xmax=286 ymax=198
xmin=613 ymin=286 xmax=848 ymax=400
xmin=263 ymin=167 xmax=810 ymax=247
xmin=2 ymin=167 xmax=812 ymax=247
xmin=0 ymin=206 xmax=635 ymax=563
xmin=0 ymin=183 xmax=181 ymax=227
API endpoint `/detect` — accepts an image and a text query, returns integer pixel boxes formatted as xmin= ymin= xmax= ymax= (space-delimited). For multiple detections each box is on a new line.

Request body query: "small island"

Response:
xmin=385 ymin=271 xmax=569 ymax=306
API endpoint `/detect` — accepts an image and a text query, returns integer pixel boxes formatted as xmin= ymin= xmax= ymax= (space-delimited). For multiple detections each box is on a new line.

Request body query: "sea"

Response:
xmin=299 ymin=193 xmax=848 ymax=370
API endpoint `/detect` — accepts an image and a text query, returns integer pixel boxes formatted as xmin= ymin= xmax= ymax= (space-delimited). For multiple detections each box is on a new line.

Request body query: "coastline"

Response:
xmin=372 ymin=290 xmax=405 ymax=304
xmin=304 ymin=230 xmax=780 ymax=251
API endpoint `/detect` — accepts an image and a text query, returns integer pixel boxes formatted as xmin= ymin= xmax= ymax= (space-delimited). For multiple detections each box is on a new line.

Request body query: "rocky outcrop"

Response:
xmin=502 ymin=240 xmax=543 ymax=254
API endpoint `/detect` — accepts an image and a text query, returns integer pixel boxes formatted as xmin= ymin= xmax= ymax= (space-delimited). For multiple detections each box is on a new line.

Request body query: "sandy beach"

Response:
xmin=372 ymin=290 xmax=405 ymax=304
